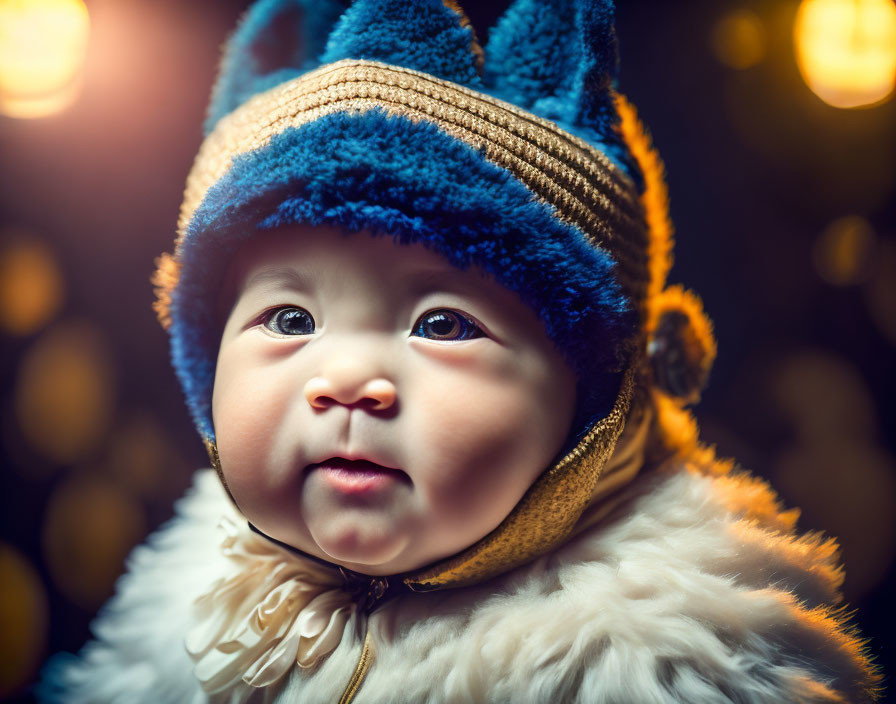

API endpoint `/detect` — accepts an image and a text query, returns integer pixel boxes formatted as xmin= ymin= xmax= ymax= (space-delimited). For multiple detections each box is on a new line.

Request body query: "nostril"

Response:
xmin=303 ymin=375 xmax=396 ymax=412
xmin=309 ymin=394 xmax=337 ymax=409
xmin=351 ymin=397 xmax=396 ymax=414
xmin=362 ymin=379 xmax=396 ymax=411
xmin=304 ymin=376 xmax=336 ymax=410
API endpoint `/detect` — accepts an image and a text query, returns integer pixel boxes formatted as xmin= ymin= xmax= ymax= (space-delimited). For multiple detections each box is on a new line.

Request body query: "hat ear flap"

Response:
xmin=205 ymin=0 xmax=350 ymax=134
xmin=647 ymin=286 xmax=717 ymax=405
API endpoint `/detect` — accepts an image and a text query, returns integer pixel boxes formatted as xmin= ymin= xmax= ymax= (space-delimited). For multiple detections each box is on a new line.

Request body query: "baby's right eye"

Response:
xmin=262 ymin=307 xmax=315 ymax=336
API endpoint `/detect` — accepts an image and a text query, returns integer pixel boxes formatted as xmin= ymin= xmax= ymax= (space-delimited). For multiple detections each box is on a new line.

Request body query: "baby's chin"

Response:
xmin=304 ymin=518 xmax=420 ymax=575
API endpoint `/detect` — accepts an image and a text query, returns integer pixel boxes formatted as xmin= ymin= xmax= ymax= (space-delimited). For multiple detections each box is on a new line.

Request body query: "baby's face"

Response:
xmin=212 ymin=225 xmax=576 ymax=575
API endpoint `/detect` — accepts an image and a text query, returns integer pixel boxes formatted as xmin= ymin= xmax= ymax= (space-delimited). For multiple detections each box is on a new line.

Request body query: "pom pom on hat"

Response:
xmin=647 ymin=286 xmax=716 ymax=405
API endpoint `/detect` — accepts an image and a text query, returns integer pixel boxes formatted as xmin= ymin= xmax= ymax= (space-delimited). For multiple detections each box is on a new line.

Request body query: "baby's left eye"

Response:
xmin=262 ymin=306 xmax=315 ymax=335
xmin=412 ymin=309 xmax=484 ymax=341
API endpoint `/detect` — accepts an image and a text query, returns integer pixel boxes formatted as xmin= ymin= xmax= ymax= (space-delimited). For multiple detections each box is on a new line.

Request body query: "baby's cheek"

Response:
xmin=426 ymin=348 xmax=563 ymax=438
xmin=212 ymin=362 xmax=291 ymax=487
xmin=404 ymin=344 xmax=575 ymax=519
xmin=412 ymin=365 xmax=547 ymax=494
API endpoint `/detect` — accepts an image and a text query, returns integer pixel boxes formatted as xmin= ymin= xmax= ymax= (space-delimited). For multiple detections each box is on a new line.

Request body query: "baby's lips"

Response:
xmin=306 ymin=458 xmax=412 ymax=494
xmin=304 ymin=455 xmax=410 ymax=483
xmin=306 ymin=451 xmax=402 ymax=473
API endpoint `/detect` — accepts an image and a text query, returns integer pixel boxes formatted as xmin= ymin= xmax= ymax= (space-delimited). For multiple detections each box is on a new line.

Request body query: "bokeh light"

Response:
xmin=42 ymin=474 xmax=145 ymax=609
xmin=104 ymin=412 xmax=175 ymax=498
xmin=794 ymin=0 xmax=896 ymax=108
xmin=712 ymin=9 xmax=766 ymax=70
xmin=0 ymin=543 xmax=49 ymax=698
xmin=776 ymin=444 xmax=896 ymax=597
xmin=771 ymin=350 xmax=876 ymax=444
xmin=0 ymin=0 xmax=90 ymax=119
xmin=771 ymin=350 xmax=896 ymax=597
xmin=0 ymin=232 xmax=64 ymax=336
xmin=865 ymin=238 xmax=896 ymax=346
xmin=811 ymin=215 xmax=877 ymax=285
xmin=14 ymin=320 xmax=116 ymax=464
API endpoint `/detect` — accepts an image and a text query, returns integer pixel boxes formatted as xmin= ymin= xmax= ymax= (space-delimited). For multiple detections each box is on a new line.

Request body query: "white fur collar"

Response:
xmin=185 ymin=515 xmax=354 ymax=695
xmin=39 ymin=453 xmax=880 ymax=703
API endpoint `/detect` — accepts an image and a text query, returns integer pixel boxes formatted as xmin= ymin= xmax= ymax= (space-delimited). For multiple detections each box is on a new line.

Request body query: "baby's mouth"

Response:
xmin=306 ymin=458 xmax=410 ymax=494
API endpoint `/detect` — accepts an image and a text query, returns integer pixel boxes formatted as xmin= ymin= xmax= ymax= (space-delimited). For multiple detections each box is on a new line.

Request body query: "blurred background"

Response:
xmin=1 ymin=0 xmax=894 ymax=700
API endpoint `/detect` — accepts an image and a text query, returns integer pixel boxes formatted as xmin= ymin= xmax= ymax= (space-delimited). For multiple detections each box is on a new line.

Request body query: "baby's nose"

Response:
xmin=303 ymin=356 xmax=396 ymax=411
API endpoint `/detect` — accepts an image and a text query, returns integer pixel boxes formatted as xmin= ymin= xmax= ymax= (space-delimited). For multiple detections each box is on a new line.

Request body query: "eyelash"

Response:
xmin=258 ymin=306 xmax=485 ymax=341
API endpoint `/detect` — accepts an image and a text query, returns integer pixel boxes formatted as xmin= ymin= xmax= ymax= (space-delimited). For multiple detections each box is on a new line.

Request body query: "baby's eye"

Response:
xmin=262 ymin=307 xmax=315 ymax=335
xmin=412 ymin=309 xmax=484 ymax=341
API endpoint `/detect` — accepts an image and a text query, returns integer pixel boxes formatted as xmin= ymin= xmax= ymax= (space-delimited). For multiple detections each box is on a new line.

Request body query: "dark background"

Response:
xmin=1 ymin=0 xmax=894 ymax=700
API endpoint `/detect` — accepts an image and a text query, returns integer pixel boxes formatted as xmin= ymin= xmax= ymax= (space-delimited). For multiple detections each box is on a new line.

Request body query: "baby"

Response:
xmin=213 ymin=226 xmax=577 ymax=578
xmin=41 ymin=0 xmax=880 ymax=702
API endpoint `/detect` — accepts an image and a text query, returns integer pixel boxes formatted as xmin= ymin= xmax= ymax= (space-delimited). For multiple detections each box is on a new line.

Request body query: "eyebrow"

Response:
xmin=241 ymin=267 xmax=314 ymax=293
xmin=407 ymin=265 xmax=488 ymax=295
xmin=237 ymin=262 xmax=489 ymax=302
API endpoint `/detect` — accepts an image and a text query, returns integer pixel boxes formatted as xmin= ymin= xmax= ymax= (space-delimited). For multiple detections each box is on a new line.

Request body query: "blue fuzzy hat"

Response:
xmin=153 ymin=0 xmax=715 ymax=589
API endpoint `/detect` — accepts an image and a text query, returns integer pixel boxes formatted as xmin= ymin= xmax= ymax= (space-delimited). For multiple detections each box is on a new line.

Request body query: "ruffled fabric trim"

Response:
xmin=185 ymin=516 xmax=354 ymax=697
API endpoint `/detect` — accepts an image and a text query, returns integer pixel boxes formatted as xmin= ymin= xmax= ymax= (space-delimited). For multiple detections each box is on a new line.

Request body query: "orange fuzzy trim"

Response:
xmin=151 ymin=252 xmax=180 ymax=330
xmin=649 ymin=390 xmax=701 ymax=459
xmin=648 ymin=284 xmax=717 ymax=375
xmin=614 ymin=93 xmax=673 ymax=301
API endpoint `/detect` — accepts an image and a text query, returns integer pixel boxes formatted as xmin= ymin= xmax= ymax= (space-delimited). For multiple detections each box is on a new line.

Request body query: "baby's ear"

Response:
xmin=205 ymin=0 xmax=350 ymax=134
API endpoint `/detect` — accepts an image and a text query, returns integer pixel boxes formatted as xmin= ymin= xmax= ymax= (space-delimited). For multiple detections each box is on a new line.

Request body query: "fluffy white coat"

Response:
xmin=40 ymin=451 xmax=879 ymax=703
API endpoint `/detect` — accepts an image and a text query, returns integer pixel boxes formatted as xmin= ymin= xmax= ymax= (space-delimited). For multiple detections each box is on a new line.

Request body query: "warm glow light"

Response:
xmin=15 ymin=320 xmax=115 ymax=463
xmin=0 ymin=234 xmax=64 ymax=335
xmin=812 ymin=215 xmax=877 ymax=285
xmin=794 ymin=0 xmax=896 ymax=108
xmin=773 ymin=351 xmax=896 ymax=596
xmin=105 ymin=412 xmax=172 ymax=498
xmin=0 ymin=0 xmax=90 ymax=118
xmin=712 ymin=9 xmax=766 ymax=70
xmin=42 ymin=475 xmax=145 ymax=608
xmin=776 ymin=444 xmax=896 ymax=596
xmin=772 ymin=351 xmax=875 ymax=443
xmin=0 ymin=543 xmax=48 ymax=698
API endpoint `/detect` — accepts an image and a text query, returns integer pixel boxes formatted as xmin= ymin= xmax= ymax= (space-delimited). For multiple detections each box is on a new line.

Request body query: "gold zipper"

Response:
xmin=337 ymin=628 xmax=375 ymax=704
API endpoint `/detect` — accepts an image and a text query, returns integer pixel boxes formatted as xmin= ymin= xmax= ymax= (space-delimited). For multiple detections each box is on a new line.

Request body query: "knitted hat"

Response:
xmin=153 ymin=0 xmax=715 ymax=591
